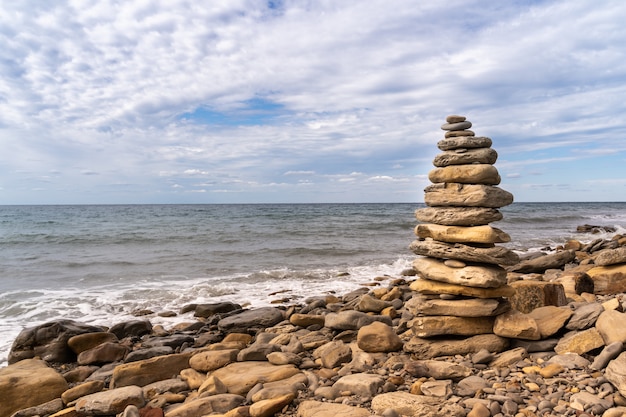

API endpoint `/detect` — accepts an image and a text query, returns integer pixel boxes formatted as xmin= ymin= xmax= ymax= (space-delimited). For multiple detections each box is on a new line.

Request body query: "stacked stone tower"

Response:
xmin=407 ymin=115 xmax=520 ymax=339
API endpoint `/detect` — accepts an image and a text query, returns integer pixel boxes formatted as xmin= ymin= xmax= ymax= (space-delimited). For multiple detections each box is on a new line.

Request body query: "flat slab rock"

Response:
xmin=428 ymin=164 xmax=501 ymax=185
xmin=412 ymin=257 xmax=507 ymax=288
xmin=410 ymin=277 xmax=515 ymax=298
xmin=424 ymin=183 xmax=513 ymax=208
xmin=433 ymin=147 xmax=498 ymax=167
xmin=371 ymin=392 xmax=466 ymax=416
xmin=405 ymin=293 xmax=510 ymax=317
xmin=415 ymin=223 xmax=511 ymax=244
xmin=409 ymin=238 xmax=519 ymax=266
xmin=404 ymin=334 xmax=509 ymax=359
xmin=415 ymin=206 xmax=503 ymax=226
xmin=437 ymin=136 xmax=492 ymax=151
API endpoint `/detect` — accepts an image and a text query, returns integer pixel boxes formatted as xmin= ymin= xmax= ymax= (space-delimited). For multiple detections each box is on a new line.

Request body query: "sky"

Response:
xmin=1 ymin=0 xmax=626 ymax=204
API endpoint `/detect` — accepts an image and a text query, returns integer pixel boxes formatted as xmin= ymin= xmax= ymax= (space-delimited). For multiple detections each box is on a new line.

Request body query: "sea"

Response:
xmin=1 ymin=202 xmax=626 ymax=367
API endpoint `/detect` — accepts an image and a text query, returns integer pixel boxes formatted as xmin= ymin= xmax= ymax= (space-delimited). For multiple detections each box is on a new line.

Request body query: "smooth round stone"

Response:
xmin=444 ymin=259 xmax=466 ymax=268
xmin=445 ymin=130 xmax=475 ymax=137
xmin=446 ymin=115 xmax=466 ymax=123
xmin=441 ymin=121 xmax=472 ymax=131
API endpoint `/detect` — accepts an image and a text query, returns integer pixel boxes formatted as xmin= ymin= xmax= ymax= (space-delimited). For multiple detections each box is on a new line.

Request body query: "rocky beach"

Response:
xmin=3 ymin=116 xmax=626 ymax=417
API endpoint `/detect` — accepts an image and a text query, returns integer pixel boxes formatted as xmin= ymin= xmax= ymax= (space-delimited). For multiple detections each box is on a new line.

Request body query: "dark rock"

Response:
xmin=217 ymin=307 xmax=284 ymax=334
xmin=109 ymin=320 xmax=153 ymax=339
xmin=125 ymin=346 xmax=174 ymax=363
xmin=194 ymin=302 xmax=242 ymax=318
xmin=9 ymin=320 xmax=105 ymax=364
xmin=143 ymin=335 xmax=195 ymax=350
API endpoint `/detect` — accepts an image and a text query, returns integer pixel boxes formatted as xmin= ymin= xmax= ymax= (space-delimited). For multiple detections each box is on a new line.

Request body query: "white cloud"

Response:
xmin=1 ymin=0 xmax=626 ymax=203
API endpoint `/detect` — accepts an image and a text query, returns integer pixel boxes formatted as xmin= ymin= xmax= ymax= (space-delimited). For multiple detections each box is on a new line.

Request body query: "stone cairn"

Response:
xmin=407 ymin=115 xmax=522 ymax=345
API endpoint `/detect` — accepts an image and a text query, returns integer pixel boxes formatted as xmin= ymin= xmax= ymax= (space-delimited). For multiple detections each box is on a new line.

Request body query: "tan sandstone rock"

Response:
xmin=415 ymin=223 xmax=510 ymax=244
xmin=413 ymin=257 xmax=507 ymax=288
xmin=296 ymin=400 xmax=370 ymax=417
xmin=411 ymin=315 xmax=494 ymax=337
xmin=428 ymin=164 xmax=501 ymax=185
xmin=432 ymin=147 xmax=498 ymax=167
xmin=415 ymin=206 xmax=503 ymax=226
xmin=356 ymin=321 xmax=403 ymax=352
xmin=423 ymin=183 xmax=513 ymax=208
xmin=596 ymin=309 xmax=626 ymax=345
xmin=410 ymin=278 xmax=515 ymax=298
xmin=371 ymin=392 xmax=465 ymax=416
xmin=210 ymin=362 xmax=301 ymax=395
xmin=493 ymin=310 xmax=541 ymax=340
xmin=528 ymin=306 xmax=573 ymax=339
xmin=555 ymin=328 xmax=605 ymax=355
xmin=0 ymin=359 xmax=69 ymax=417
xmin=509 ymin=280 xmax=567 ymax=313
xmin=403 ymin=334 xmax=509 ymax=359
xmin=405 ymin=294 xmax=509 ymax=317
xmin=164 ymin=394 xmax=245 ymax=417
xmin=586 ymin=264 xmax=626 ymax=294
xmin=189 ymin=349 xmax=238 ymax=372
xmin=111 ymin=353 xmax=192 ymax=388
xmin=74 ymin=385 xmax=145 ymax=416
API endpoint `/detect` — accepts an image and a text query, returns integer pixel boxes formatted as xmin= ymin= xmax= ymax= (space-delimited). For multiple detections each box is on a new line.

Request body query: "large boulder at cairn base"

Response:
xmin=217 ymin=307 xmax=284 ymax=334
xmin=0 ymin=359 xmax=69 ymax=417
xmin=9 ymin=320 xmax=105 ymax=364
xmin=424 ymin=183 xmax=513 ymax=208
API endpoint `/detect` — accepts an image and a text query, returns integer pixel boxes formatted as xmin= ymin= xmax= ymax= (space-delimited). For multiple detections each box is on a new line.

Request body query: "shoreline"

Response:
xmin=3 ymin=231 xmax=626 ymax=416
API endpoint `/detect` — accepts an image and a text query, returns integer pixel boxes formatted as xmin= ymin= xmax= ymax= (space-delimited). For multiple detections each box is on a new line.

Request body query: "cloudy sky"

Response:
xmin=2 ymin=0 xmax=625 ymax=204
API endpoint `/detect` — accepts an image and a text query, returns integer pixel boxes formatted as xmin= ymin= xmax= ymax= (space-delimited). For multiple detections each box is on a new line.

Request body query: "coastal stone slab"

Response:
xmin=490 ymin=347 xmax=528 ymax=368
xmin=433 ymin=147 xmax=498 ymax=167
xmin=404 ymin=360 xmax=471 ymax=380
xmin=509 ymin=250 xmax=576 ymax=273
xmin=405 ymin=294 xmax=509 ymax=317
xmin=8 ymin=398 xmax=64 ymax=417
xmin=410 ymin=238 xmax=519 ymax=266
xmin=586 ymin=264 xmax=626 ymax=294
xmin=428 ymin=164 xmax=501 ymax=185
xmin=411 ymin=315 xmax=494 ymax=337
xmin=410 ymin=278 xmax=515 ymax=298
xmin=296 ymin=400 xmax=370 ymax=417
xmin=356 ymin=293 xmax=391 ymax=313
xmin=596 ymin=309 xmax=626 ymax=345
xmin=0 ymin=358 xmax=69 ymax=417
xmin=193 ymin=301 xmax=241 ymax=318
xmin=210 ymin=362 xmax=301 ymax=395
xmin=591 ymin=341 xmax=623 ymax=370
xmin=493 ymin=310 xmax=541 ymax=340
xmin=111 ymin=352 xmax=192 ymax=388
xmin=164 ymin=394 xmax=245 ymax=417
xmin=68 ymin=332 xmax=119 ymax=354
xmin=415 ymin=206 xmax=503 ymax=226
xmin=75 ymin=385 xmax=145 ymax=416
xmin=437 ymin=136 xmax=492 ymax=151
xmin=62 ymin=380 xmax=105 ymax=404
xmin=9 ymin=319 xmax=105 ymax=364
xmin=289 ymin=313 xmax=325 ymax=327
xmin=334 ymin=373 xmax=385 ymax=397
xmin=312 ymin=340 xmax=352 ymax=368
xmin=77 ymin=341 xmax=129 ymax=365
xmin=528 ymin=305 xmax=573 ymax=338
xmin=356 ymin=321 xmax=403 ymax=352
xmin=250 ymin=373 xmax=308 ymax=402
xmin=249 ymin=393 xmax=295 ymax=417
xmin=509 ymin=280 xmax=567 ymax=313
xmin=424 ymin=183 xmax=513 ymax=208
xmin=371 ymin=392 xmax=465 ymax=416
xmin=605 ymin=352 xmax=626 ymax=397
xmin=324 ymin=310 xmax=392 ymax=330
xmin=407 ymin=334 xmax=510 ymax=359
xmin=420 ymin=380 xmax=453 ymax=398
xmin=555 ymin=270 xmax=595 ymax=295
xmin=108 ymin=320 xmax=153 ymax=339
xmin=554 ymin=328 xmax=605 ymax=355
xmin=413 ymin=257 xmax=507 ymax=288
xmin=416 ymin=223 xmax=511 ymax=244
xmin=594 ymin=246 xmax=626 ymax=266
xmin=218 ymin=307 xmax=284 ymax=334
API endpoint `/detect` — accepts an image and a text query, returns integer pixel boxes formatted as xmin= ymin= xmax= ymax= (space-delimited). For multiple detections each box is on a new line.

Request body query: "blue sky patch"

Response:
xmin=179 ymin=98 xmax=287 ymax=127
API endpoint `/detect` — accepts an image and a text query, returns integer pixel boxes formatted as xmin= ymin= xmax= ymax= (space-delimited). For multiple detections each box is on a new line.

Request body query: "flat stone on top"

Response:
xmin=446 ymin=115 xmax=466 ymax=123
xmin=441 ymin=121 xmax=472 ymax=131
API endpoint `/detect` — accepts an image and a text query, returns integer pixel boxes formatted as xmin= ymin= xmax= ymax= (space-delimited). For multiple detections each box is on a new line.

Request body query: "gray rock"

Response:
xmin=125 ymin=346 xmax=173 ymax=362
xmin=591 ymin=341 xmax=623 ymax=370
xmin=606 ymin=352 xmax=626 ymax=397
xmin=217 ymin=307 xmax=284 ymax=334
xmin=108 ymin=320 xmax=153 ymax=339
xmin=456 ymin=375 xmax=489 ymax=396
xmin=437 ymin=136 xmax=492 ymax=151
xmin=9 ymin=398 xmax=64 ymax=417
xmin=75 ymin=385 xmax=145 ymax=415
xmin=547 ymin=352 xmax=591 ymax=369
xmin=404 ymin=360 xmax=471 ymax=380
xmin=371 ymin=392 xmax=466 ymax=417
xmin=409 ymin=238 xmax=519 ymax=266
xmin=441 ymin=121 xmax=472 ymax=131
xmin=509 ymin=250 xmax=576 ymax=273
xmin=334 ymin=373 xmax=385 ymax=397
xmin=566 ymin=302 xmax=604 ymax=330
xmin=595 ymin=246 xmax=626 ymax=266
xmin=433 ymin=147 xmax=498 ymax=167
